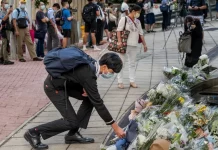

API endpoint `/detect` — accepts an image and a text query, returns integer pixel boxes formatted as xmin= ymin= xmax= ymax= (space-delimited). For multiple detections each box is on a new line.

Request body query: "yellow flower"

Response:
xmin=178 ymin=97 xmax=185 ymax=104
xmin=198 ymin=105 xmax=207 ymax=112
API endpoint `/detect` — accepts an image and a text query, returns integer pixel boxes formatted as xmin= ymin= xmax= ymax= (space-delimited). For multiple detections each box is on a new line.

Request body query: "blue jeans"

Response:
xmin=36 ymin=34 xmax=46 ymax=57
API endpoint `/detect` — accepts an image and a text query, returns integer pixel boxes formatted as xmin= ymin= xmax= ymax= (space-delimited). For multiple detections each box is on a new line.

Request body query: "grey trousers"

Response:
xmin=47 ymin=26 xmax=59 ymax=51
xmin=34 ymin=75 xmax=93 ymax=140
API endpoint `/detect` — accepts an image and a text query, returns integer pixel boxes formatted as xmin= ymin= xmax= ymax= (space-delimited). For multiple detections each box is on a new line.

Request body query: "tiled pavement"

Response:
xmin=0 ymin=20 xmax=217 ymax=150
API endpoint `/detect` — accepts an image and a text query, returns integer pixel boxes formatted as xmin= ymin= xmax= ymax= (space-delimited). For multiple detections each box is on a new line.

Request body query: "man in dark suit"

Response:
xmin=24 ymin=52 xmax=126 ymax=150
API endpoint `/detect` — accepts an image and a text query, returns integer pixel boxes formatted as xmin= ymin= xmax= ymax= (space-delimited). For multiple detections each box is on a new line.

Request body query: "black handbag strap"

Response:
xmin=123 ymin=16 xmax=127 ymax=31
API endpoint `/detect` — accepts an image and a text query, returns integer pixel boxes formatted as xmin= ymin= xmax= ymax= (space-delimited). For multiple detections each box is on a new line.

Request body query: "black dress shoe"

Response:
xmin=0 ymin=58 xmax=4 ymax=64
xmin=19 ymin=59 xmax=26 ymax=62
xmin=24 ymin=131 xmax=48 ymax=150
xmin=65 ymin=132 xmax=95 ymax=144
xmin=4 ymin=60 xmax=14 ymax=65
xmin=33 ymin=57 xmax=43 ymax=61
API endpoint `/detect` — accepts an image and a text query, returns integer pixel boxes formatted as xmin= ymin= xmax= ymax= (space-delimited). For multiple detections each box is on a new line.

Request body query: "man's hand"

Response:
xmin=82 ymin=88 xmax=88 ymax=97
xmin=191 ymin=24 xmax=196 ymax=29
xmin=117 ymin=41 xmax=122 ymax=49
xmin=193 ymin=6 xmax=199 ymax=10
xmin=112 ymin=123 xmax=126 ymax=139
xmin=8 ymin=8 xmax=13 ymax=14
xmin=45 ymin=17 xmax=49 ymax=22
xmin=15 ymin=31 xmax=19 ymax=36
xmin=188 ymin=6 xmax=193 ymax=10
xmin=143 ymin=45 xmax=147 ymax=52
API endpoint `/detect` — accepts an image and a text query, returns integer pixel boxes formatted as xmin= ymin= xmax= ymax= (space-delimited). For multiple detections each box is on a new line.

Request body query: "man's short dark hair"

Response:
xmin=99 ymin=53 xmax=123 ymax=73
xmin=88 ymin=0 xmax=93 ymax=2
xmin=108 ymin=3 xmax=113 ymax=6
xmin=53 ymin=3 xmax=60 ymax=9
xmin=61 ymin=0 xmax=68 ymax=6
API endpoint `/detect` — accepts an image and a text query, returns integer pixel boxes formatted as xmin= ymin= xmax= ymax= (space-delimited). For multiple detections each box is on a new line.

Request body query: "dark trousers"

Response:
xmin=168 ymin=10 xmax=172 ymax=26
xmin=162 ymin=12 xmax=169 ymax=30
xmin=96 ymin=19 xmax=104 ymax=45
xmin=139 ymin=13 xmax=145 ymax=29
xmin=36 ymin=33 xmax=46 ymax=57
xmin=34 ymin=75 xmax=93 ymax=140
xmin=47 ymin=26 xmax=59 ymax=51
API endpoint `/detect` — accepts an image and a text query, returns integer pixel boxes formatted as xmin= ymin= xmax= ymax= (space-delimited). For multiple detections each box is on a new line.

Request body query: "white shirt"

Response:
xmin=95 ymin=62 xmax=100 ymax=77
xmin=121 ymin=2 xmax=129 ymax=17
xmin=144 ymin=2 xmax=153 ymax=14
xmin=117 ymin=17 xmax=143 ymax=47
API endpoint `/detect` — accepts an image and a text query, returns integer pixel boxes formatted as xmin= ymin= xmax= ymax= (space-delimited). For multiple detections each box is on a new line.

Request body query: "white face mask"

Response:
xmin=134 ymin=13 xmax=140 ymax=18
xmin=20 ymin=4 xmax=26 ymax=9
xmin=40 ymin=5 xmax=45 ymax=10
xmin=4 ymin=4 xmax=9 ymax=9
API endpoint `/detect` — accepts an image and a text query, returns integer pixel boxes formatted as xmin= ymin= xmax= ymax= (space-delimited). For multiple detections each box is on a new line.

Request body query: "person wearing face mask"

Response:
xmin=61 ymin=0 xmax=74 ymax=48
xmin=12 ymin=0 xmax=42 ymax=62
xmin=121 ymin=0 xmax=130 ymax=17
xmin=35 ymin=2 xmax=49 ymax=58
xmin=24 ymin=51 xmax=126 ymax=150
xmin=47 ymin=3 xmax=60 ymax=51
xmin=116 ymin=5 xmax=148 ymax=89
xmin=0 ymin=0 xmax=14 ymax=65
xmin=184 ymin=16 xmax=203 ymax=68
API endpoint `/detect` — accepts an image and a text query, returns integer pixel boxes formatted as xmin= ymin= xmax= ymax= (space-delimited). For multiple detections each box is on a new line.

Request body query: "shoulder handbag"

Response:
xmin=34 ymin=30 xmax=45 ymax=39
xmin=178 ymin=31 xmax=192 ymax=53
xmin=108 ymin=17 xmax=130 ymax=54
xmin=109 ymin=13 xmax=117 ymax=22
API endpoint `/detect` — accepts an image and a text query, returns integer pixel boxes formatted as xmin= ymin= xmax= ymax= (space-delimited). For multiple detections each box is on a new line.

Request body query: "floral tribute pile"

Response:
xmin=103 ymin=55 xmax=218 ymax=150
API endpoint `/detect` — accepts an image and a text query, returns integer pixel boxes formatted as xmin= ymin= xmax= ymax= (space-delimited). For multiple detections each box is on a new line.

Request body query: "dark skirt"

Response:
xmin=145 ymin=13 xmax=156 ymax=25
xmin=185 ymin=38 xmax=203 ymax=67
xmin=108 ymin=21 xmax=117 ymax=32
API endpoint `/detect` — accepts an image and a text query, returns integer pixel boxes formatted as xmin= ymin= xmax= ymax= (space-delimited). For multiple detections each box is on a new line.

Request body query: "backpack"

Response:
xmin=82 ymin=4 xmax=96 ymax=23
xmin=44 ymin=46 xmax=96 ymax=78
xmin=178 ymin=31 xmax=192 ymax=53
xmin=15 ymin=8 xmax=28 ymax=28
xmin=10 ymin=8 xmax=27 ymax=32
xmin=59 ymin=9 xmax=65 ymax=26
xmin=160 ymin=4 xmax=169 ymax=12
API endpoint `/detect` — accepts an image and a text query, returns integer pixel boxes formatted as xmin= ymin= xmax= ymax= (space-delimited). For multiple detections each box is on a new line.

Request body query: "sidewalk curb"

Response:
xmin=0 ymin=102 xmax=52 ymax=147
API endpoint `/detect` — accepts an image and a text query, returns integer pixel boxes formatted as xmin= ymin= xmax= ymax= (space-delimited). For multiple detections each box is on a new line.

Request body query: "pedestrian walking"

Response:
xmin=121 ymin=0 xmax=130 ymax=17
xmin=116 ymin=5 xmax=148 ymax=89
xmin=106 ymin=3 xmax=117 ymax=38
xmin=216 ymin=0 xmax=218 ymax=20
xmin=0 ymin=0 xmax=14 ymax=65
xmin=47 ymin=3 xmax=60 ymax=51
xmin=55 ymin=5 xmax=62 ymax=31
xmin=160 ymin=0 xmax=169 ymax=31
xmin=82 ymin=0 xmax=101 ymax=51
xmin=184 ymin=16 xmax=203 ymax=67
xmin=24 ymin=50 xmax=126 ymax=150
xmin=12 ymin=0 xmax=42 ymax=62
xmin=144 ymin=0 xmax=156 ymax=33
xmin=96 ymin=1 xmax=105 ymax=45
xmin=61 ymin=0 xmax=74 ymax=48
xmin=136 ymin=0 xmax=145 ymax=30
xmin=35 ymin=2 xmax=49 ymax=58
xmin=188 ymin=0 xmax=206 ymax=25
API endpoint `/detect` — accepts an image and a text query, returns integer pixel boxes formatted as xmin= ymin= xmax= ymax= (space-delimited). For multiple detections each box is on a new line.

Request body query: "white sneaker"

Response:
xmin=83 ymin=47 xmax=88 ymax=51
xmin=94 ymin=47 xmax=101 ymax=51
